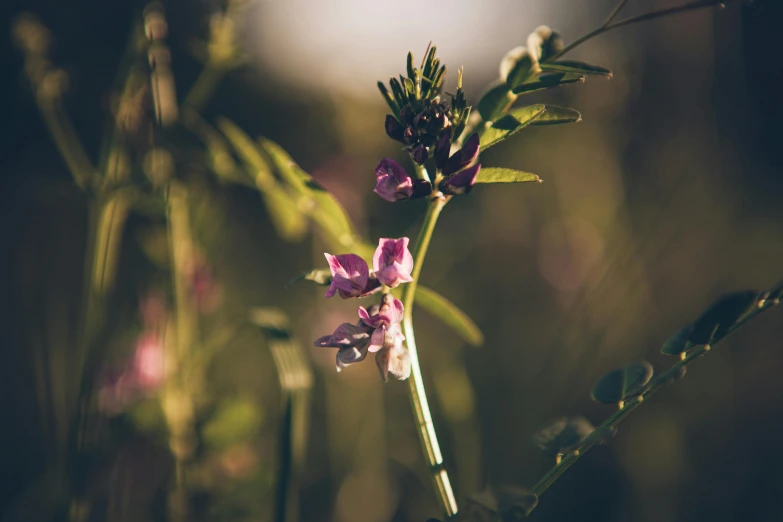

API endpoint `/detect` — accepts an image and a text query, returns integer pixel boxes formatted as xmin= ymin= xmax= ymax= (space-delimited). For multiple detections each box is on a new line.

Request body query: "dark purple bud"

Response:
xmin=410 ymin=144 xmax=428 ymax=165
xmin=399 ymin=104 xmax=414 ymax=125
xmin=384 ymin=115 xmax=404 ymax=143
xmin=414 ymin=112 xmax=429 ymax=129
xmin=411 ymin=179 xmax=433 ymax=199
xmin=434 ymin=133 xmax=451 ymax=172
xmin=443 ymin=133 xmax=480 ymax=176
xmin=439 ymin=163 xmax=481 ymax=195
xmin=374 ymin=158 xmax=414 ymax=202
xmin=403 ymin=126 xmax=417 ymax=145
xmin=433 ymin=110 xmax=447 ymax=130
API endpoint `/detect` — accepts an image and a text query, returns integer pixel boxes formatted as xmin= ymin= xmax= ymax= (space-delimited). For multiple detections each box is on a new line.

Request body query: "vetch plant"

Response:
xmin=13 ymin=0 xmax=780 ymax=521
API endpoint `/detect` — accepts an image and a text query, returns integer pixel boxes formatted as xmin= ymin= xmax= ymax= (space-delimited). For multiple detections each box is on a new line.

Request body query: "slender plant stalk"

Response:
xmin=164 ymin=182 xmax=200 ymax=522
xmin=528 ymin=296 xmax=780 ymax=507
xmin=37 ymin=99 xmax=94 ymax=191
xmin=461 ymin=0 xmax=736 ymax=141
xmin=603 ymin=0 xmax=630 ymax=27
xmin=401 ymin=194 xmax=459 ymax=518
xmin=183 ymin=62 xmax=227 ymax=111
xmin=550 ymin=0 xmax=736 ymax=62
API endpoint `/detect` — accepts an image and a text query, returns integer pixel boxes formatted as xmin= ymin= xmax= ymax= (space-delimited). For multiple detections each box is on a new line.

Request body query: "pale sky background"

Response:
xmin=241 ymin=0 xmax=639 ymax=98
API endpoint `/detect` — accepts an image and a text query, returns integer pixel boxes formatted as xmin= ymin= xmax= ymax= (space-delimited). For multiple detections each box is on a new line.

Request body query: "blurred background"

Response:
xmin=2 ymin=0 xmax=783 ymax=521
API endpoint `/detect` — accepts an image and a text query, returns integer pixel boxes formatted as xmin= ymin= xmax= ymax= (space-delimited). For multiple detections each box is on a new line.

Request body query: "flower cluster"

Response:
xmin=316 ymin=238 xmax=414 ymax=381
xmin=378 ymin=46 xmax=471 ymax=166
xmin=385 ymin=100 xmax=453 ymax=164
xmin=324 ymin=237 xmax=413 ymax=298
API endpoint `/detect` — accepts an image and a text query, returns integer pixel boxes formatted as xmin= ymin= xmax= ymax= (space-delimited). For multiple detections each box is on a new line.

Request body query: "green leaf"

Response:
xmin=503 ymin=49 xmax=540 ymax=90
xmin=377 ymin=81 xmax=400 ymax=118
xmin=261 ymin=185 xmax=309 ymax=242
xmin=530 ymin=105 xmax=582 ymax=126
xmin=532 ymin=416 xmax=595 ymax=456
xmin=217 ymin=118 xmax=307 ymax=241
xmin=286 ymin=268 xmax=332 ymax=288
xmin=660 ymin=324 xmax=694 ymax=356
xmin=591 ymin=361 xmax=653 ymax=404
xmin=258 ymin=138 xmax=365 ymax=254
xmin=541 ymin=60 xmax=612 ymax=77
xmin=511 ymin=72 xmax=585 ymax=95
xmin=389 ymin=77 xmax=407 ymax=106
xmin=216 ymin=117 xmax=275 ymax=188
xmin=406 ymin=51 xmax=416 ymax=81
xmin=688 ymin=290 xmax=760 ymax=345
xmin=477 ymin=82 xmax=514 ymax=122
xmin=479 ymin=104 xmax=546 ymax=150
xmin=474 ymin=168 xmax=541 ymax=184
xmin=403 ymin=76 xmax=416 ymax=100
xmin=415 ymin=286 xmax=484 ymax=346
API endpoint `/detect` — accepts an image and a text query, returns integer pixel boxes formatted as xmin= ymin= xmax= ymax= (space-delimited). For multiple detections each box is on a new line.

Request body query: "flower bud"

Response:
xmin=374 ymin=158 xmax=414 ymax=202
xmin=385 ymin=115 xmax=405 ymax=143
xmin=410 ymin=144 xmax=428 ymax=165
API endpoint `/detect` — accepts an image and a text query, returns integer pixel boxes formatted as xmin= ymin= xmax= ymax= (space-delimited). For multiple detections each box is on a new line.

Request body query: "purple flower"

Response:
xmin=316 ymin=294 xmax=411 ymax=381
xmin=439 ymin=163 xmax=481 ymax=195
xmin=385 ymin=115 xmax=405 ymax=142
xmin=314 ymin=322 xmax=374 ymax=371
xmin=374 ymin=158 xmax=414 ymax=202
xmin=410 ymin=144 xmax=429 ymax=165
xmin=435 ymin=133 xmax=479 ymax=176
xmin=324 ymin=253 xmax=371 ymax=298
xmin=358 ymin=294 xmax=404 ymax=329
xmin=372 ymin=237 xmax=414 ymax=288
xmin=375 ymin=341 xmax=411 ymax=382
xmin=434 ymin=133 xmax=481 ymax=195
xmin=358 ymin=293 xmax=405 ymax=352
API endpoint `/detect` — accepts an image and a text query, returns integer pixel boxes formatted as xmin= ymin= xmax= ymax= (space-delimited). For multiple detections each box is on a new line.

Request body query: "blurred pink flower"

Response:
xmin=186 ymin=255 xmax=223 ymax=313
xmin=133 ymin=332 xmax=165 ymax=388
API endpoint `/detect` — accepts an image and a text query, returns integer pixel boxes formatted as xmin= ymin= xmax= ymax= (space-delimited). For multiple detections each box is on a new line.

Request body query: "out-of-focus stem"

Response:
xmin=38 ymin=99 xmax=95 ymax=190
xmin=401 ymin=193 xmax=459 ymax=518
xmin=182 ymin=62 xmax=227 ymax=112
xmin=164 ymin=182 xmax=199 ymax=522
xmin=528 ymin=296 xmax=780 ymax=509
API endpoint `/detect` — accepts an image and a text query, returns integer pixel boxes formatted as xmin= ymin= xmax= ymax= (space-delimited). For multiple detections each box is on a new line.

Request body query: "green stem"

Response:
xmin=529 ymin=297 xmax=780 ymax=507
xmin=550 ymin=0 xmax=734 ymax=62
xmin=413 ymin=163 xmax=431 ymax=183
xmin=182 ymin=62 xmax=227 ymax=112
xmin=462 ymin=0 xmax=735 ymax=142
xmin=38 ymin=99 xmax=95 ymax=190
xmin=602 ymin=0 xmax=631 ymax=28
xmin=401 ymin=195 xmax=459 ymax=518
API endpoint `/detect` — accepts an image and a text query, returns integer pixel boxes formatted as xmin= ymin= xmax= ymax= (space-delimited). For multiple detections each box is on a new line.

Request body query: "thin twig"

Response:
xmin=603 ymin=0 xmax=631 ymax=28
xmin=528 ymin=295 xmax=780 ymax=508
xmin=551 ymin=0 xmax=735 ymax=61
